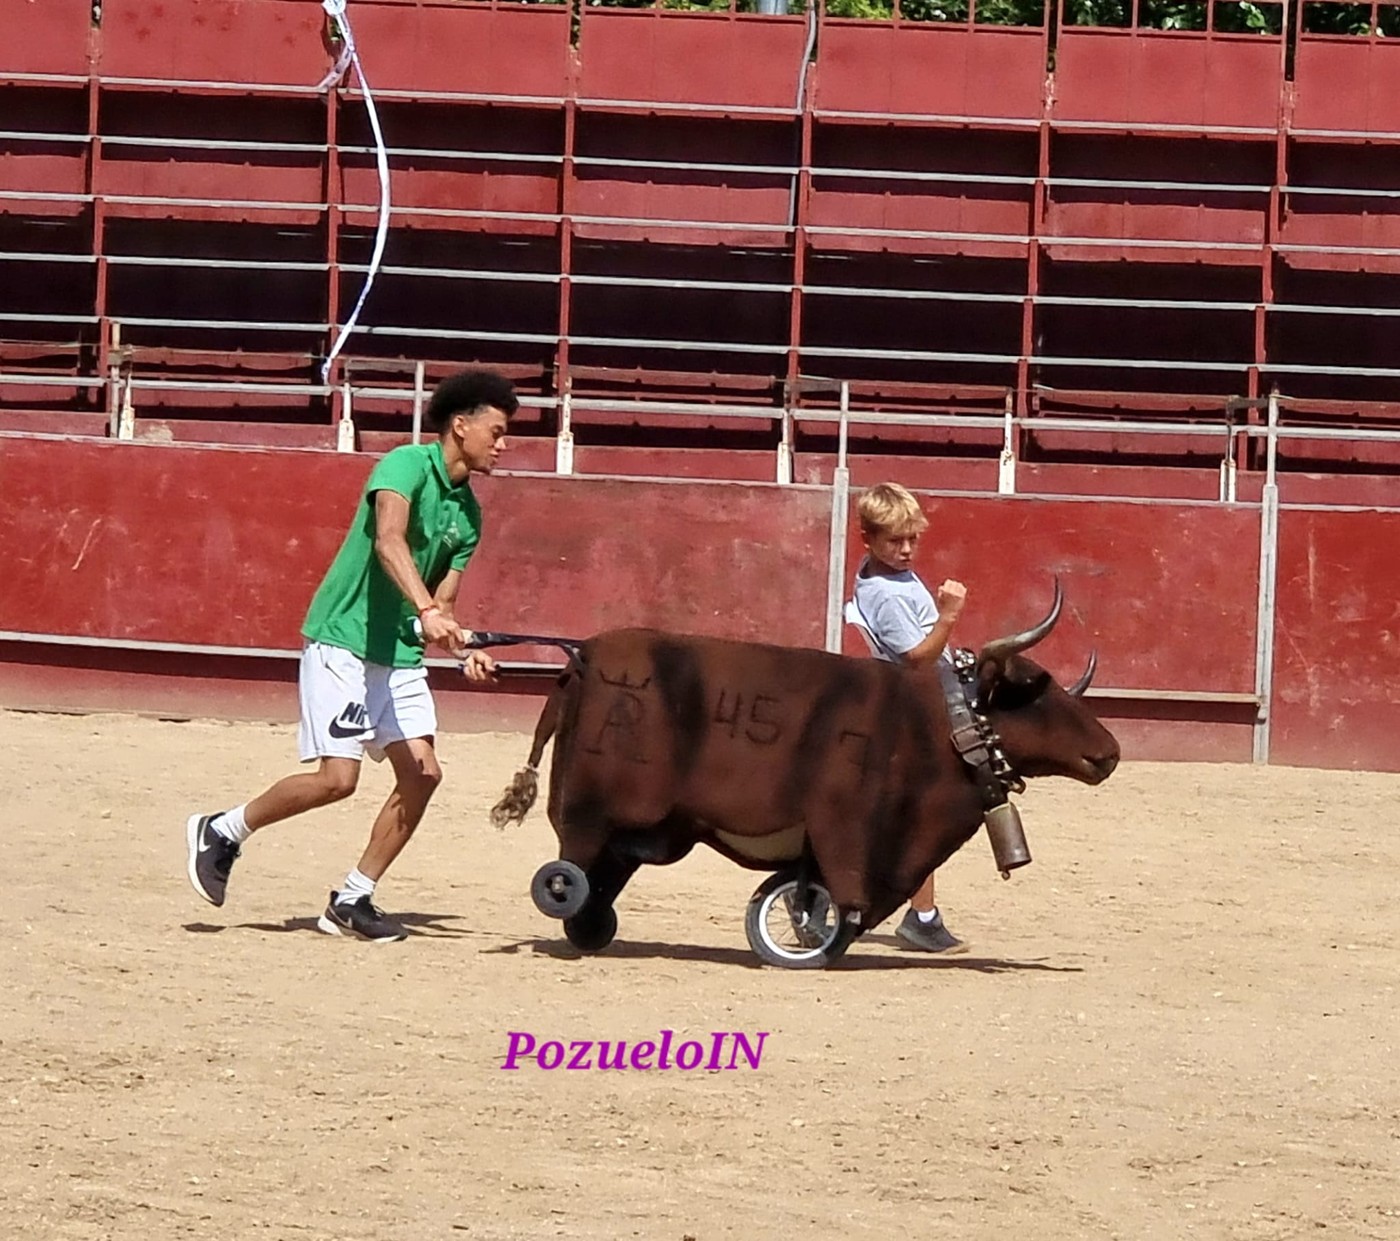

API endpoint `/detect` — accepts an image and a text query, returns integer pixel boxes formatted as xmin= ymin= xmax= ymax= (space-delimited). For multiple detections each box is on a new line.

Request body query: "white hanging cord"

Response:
xmin=318 ymin=0 xmax=390 ymax=386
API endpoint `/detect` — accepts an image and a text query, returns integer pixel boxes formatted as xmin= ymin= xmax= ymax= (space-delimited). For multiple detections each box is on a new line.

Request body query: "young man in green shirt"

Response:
xmin=185 ymin=369 xmax=519 ymax=943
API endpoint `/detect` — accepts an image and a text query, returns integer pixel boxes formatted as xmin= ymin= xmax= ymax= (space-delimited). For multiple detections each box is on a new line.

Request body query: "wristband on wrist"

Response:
xmin=418 ymin=604 xmax=441 ymax=619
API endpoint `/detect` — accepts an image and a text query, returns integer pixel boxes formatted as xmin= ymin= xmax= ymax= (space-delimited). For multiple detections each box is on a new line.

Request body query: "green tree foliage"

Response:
xmin=588 ymin=0 xmax=1393 ymax=36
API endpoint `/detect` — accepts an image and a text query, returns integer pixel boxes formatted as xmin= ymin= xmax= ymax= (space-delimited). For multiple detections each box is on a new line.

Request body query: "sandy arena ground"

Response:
xmin=6 ymin=707 xmax=1400 ymax=1240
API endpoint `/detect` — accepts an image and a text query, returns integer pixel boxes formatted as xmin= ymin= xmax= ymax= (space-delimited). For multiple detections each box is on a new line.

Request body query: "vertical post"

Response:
xmin=556 ymin=49 xmax=578 ymax=403
xmin=1220 ymin=422 xmax=1238 ymax=504
xmin=1258 ymin=0 xmax=1290 ymax=465
xmin=337 ymin=379 xmax=355 ymax=452
xmin=824 ymin=383 xmax=851 ymax=653
xmin=411 ymin=359 xmax=425 ymax=445
xmin=776 ymin=406 xmax=793 ymax=484
xmin=117 ymin=373 xmax=135 ymax=439
xmin=325 ymin=58 xmax=343 ymax=428
xmin=1219 ymin=453 xmax=1237 ymax=504
xmin=89 ymin=62 xmax=109 ymax=425
xmin=997 ymin=389 xmax=1017 ymax=495
xmin=1019 ymin=10 xmax=1051 ymax=423
xmin=785 ymin=8 xmax=817 ymax=401
xmin=106 ymin=320 xmax=122 ymax=437
xmin=556 ymin=390 xmax=575 ymax=475
xmin=1252 ymin=391 xmax=1280 ymax=763
xmin=838 ymin=381 xmax=850 ymax=468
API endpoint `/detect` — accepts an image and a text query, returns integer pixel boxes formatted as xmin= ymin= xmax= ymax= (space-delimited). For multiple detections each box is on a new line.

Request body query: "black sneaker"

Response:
xmin=894 ymin=907 xmax=969 ymax=955
xmin=316 ymin=892 xmax=409 ymax=943
xmin=186 ymin=813 xmax=241 ymax=907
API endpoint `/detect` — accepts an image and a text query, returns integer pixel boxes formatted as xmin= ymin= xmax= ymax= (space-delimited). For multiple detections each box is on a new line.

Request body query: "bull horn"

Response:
xmin=1067 ymin=649 xmax=1097 ymax=697
xmin=976 ymin=577 xmax=1063 ymax=668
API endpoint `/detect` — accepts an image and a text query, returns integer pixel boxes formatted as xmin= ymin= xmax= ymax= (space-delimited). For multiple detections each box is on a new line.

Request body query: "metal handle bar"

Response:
xmin=462 ymin=630 xmax=585 ymax=657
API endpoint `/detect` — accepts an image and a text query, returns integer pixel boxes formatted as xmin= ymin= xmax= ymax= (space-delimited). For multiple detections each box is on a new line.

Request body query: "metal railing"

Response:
xmin=9 ymin=358 xmax=1394 ymax=503
xmin=9 ymin=51 xmax=1400 ymax=438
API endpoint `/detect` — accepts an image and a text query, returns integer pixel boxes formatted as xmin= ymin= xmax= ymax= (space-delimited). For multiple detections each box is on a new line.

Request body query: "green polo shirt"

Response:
xmin=302 ymin=441 xmax=482 ymax=668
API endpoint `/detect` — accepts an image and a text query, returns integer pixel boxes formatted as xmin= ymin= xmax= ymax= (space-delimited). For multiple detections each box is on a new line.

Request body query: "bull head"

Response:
xmin=972 ymin=579 xmax=1119 ymax=785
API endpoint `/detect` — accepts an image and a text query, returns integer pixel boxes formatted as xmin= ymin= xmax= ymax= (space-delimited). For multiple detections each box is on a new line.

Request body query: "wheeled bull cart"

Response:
xmin=462 ymin=595 xmax=1111 ymax=970
xmin=531 ymin=849 xmax=859 ymax=970
xmin=463 ymin=629 xmax=880 ymax=969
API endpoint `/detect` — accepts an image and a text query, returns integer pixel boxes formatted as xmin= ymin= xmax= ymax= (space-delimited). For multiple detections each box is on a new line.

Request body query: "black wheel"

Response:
xmin=563 ymin=904 xmax=618 ymax=953
xmin=531 ymin=859 xmax=590 ymax=919
xmin=744 ymin=868 xmax=858 ymax=969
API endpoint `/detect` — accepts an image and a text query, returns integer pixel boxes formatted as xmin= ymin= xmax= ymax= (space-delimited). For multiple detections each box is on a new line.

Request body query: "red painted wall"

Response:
xmin=839 ymin=492 xmax=1266 ymax=764
xmin=813 ymin=24 xmax=1047 ymax=122
xmin=577 ymin=10 xmax=808 ymax=112
xmin=1270 ymin=507 xmax=1400 ymax=772
xmin=840 ymin=494 xmax=1261 ymax=697
xmin=98 ymin=0 xmax=327 ymax=83
xmin=1293 ymin=39 xmax=1400 ymax=136
xmin=2 ymin=0 xmax=92 ymax=75
xmin=352 ymin=3 xmax=572 ymax=100
xmin=2 ymin=437 xmax=1399 ymax=771
xmin=1052 ymin=31 xmax=1283 ymax=130
xmin=0 ymin=436 xmax=831 ymax=659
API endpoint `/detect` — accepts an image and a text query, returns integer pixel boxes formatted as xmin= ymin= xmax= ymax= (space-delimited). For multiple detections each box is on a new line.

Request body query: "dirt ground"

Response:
xmin=6 ymin=708 xmax=1400 ymax=1241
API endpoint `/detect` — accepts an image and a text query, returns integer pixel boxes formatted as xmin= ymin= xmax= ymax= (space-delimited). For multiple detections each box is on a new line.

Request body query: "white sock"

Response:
xmin=916 ymin=907 xmax=939 ymax=925
xmin=341 ymin=868 xmax=376 ymax=904
xmin=212 ymin=805 xmax=251 ymax=845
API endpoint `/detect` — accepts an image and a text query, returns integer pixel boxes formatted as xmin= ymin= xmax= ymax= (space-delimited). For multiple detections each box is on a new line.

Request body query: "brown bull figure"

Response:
xmin=493 ymin=583 xmax=1120 ymax=968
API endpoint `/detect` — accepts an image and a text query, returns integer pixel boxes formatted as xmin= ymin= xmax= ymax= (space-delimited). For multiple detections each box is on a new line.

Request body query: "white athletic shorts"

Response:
xmin=297 ymin=641 xmax=437 ymax=764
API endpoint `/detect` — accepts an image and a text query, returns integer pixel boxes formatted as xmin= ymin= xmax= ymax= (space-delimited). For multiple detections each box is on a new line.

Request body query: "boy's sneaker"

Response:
xmin=317 ymin=891 xmax=409 ymax=944
xmin=895 ymin=907 xmax=969 ymax=955
xmin=186 ymin=813 xmax=241 ymax=907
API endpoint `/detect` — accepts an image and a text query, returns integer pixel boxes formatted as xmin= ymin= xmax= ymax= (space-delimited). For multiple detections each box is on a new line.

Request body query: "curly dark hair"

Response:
xmin=425 ymin=368 xmax=520 ymax=432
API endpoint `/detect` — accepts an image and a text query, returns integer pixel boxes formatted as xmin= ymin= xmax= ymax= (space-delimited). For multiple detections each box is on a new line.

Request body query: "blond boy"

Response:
xmin=850 ymin=482 xmax=969 ymax=954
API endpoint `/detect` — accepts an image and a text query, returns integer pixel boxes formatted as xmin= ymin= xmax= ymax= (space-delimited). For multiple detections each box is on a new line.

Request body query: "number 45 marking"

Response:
xmin=713 ymin=690 xmax=782 ymax=745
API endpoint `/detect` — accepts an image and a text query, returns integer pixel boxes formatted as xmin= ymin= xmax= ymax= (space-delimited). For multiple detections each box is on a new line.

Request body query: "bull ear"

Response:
xmin=1067 ymin=649 xmax=1097 ymax=697
xmin=975 ymin=656 xmax=1002 ymax=708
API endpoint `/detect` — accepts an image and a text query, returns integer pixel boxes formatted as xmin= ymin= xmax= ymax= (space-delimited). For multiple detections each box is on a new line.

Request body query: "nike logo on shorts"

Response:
xmin=329 ymin=702 xmax=370 ymax=739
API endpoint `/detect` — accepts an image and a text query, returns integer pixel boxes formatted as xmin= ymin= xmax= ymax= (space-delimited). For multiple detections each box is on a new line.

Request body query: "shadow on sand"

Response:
xmin=484 ymin=935 xmax=1084 ymax=975
xmin=182 ymin=911 xmax=475 ymax=938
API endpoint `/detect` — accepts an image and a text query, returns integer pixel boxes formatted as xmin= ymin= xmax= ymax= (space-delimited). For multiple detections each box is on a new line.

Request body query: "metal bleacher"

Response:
xmin=3 ymin=0 xmax=1400 ymax=499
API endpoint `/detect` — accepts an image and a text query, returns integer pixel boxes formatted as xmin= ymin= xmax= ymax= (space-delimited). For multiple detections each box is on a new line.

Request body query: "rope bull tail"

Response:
xmin=480 ymin=632 xmax=583 ymax=829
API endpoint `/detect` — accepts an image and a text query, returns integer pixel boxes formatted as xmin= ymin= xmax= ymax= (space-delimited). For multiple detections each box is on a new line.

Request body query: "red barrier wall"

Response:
xmin=3 ymin=437 xmax=1399 ymax=773
xmin=839 ymin=493 xmax=1263 ymax=764
xmin=465 ymin=472 xmax=832 ymax=654
xmin=0 ymin=436 xmax=831 ymax=657
xmin=841 ymin=494 xmax=1260 ymax=695
xmin=1270 ymin=506 xmax=1400 ymax=772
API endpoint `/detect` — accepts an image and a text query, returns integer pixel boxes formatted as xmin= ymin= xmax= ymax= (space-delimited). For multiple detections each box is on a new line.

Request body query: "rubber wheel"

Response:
xmin=744 ymin=868 xmax=858 ymax=969
xmin=563 ymin=904 xmax=618 ymax=953
xmin=531 ymin=859 xmax=590 ymax=919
